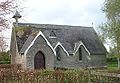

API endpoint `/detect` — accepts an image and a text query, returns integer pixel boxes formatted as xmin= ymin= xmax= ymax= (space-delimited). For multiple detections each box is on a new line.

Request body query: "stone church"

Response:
xmin=10 ymin=11 xmax=107 ymax=70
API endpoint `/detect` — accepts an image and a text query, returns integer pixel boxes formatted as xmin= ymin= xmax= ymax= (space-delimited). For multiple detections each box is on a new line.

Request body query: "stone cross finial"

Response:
xmin=13 ymin=10 xmax=21 ymax=23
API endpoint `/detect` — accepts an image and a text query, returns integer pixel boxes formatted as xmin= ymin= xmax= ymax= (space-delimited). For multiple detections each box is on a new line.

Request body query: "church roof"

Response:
xmin=14 ymin=23 xmax=107 ymax=55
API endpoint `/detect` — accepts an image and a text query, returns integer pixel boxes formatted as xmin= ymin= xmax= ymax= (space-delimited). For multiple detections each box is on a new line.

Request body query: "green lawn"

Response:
xmin=107 ymin=61 xmax=118 ymax=70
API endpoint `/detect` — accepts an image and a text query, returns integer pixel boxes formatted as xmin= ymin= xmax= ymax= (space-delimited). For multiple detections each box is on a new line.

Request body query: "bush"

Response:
xmin=0 ymin=61 xmax=10 ymax=64
xmin=0 ymin=52 xmax=10 ymax=60
xmin=0 ymin=69 xmax=120 ymax=83
xmin=107 ymin=57 xmax=117 ymax=62
xmin=0 ymin=64 xmax=21 ymax=69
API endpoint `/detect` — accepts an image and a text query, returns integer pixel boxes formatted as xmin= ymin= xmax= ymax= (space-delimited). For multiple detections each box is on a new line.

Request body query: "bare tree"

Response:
xmin=0 ymin=35 xmax=8 ymax=52
xmin=0 ymin=0 xmax=19 ymax=53
xmin=0 ymin=0 xmax=18 ymax=30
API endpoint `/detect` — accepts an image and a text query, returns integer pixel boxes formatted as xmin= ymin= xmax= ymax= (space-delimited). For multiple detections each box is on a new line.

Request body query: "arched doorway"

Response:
xmin=34 ymin=51 xmax=45 ymax=69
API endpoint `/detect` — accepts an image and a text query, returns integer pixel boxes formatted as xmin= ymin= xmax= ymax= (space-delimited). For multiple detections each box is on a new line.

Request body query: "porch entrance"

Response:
xmin=34 ymin=51 xmax=45 ymax=69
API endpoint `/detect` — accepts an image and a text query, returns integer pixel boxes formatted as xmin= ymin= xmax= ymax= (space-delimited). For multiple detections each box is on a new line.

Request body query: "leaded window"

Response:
xmin=79 ymin=46 xmax=82 ymax=60
xmin=56 ymin=46 xmax=61 ymax=61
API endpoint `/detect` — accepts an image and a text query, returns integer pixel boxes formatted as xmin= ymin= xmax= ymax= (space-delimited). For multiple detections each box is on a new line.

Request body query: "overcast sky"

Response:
xmin=5 ymin=0 xmax=108 ymax=50
xmin=19 ymin=0 xmax=106 ymax=27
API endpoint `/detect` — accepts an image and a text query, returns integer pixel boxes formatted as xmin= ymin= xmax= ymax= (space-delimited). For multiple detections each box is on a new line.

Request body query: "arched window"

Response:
xmin=79 ymin=45 xmax=82 ymax=60
xmin=55 ymin=46 xmax=61 ymax=61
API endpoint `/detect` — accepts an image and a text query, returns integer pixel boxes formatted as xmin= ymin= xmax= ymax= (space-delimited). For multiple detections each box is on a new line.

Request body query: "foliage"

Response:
xmin=100 ymin=0 xmax=120 ymax=68
xmin=0 ymin=0 xmax=18 ymax=30
xmin=0 ymin=68 xmax=120 ymax=83
xmin=107 ymin=57 xmax=117 ymax=62
xmin=0 ymin=61 xmax=10 ymax=64
xmin=107 ymin=61 xmax=117 ymax=70
xmin=0 ymin=0 xmax=21 ymax=53
xmin=0 ymin=35 xmax=8 ymax=52
xmin=0 ymin=51 xmax=10 ymax=61
xmin=15 ymin=26 xmax=31 ymax=33
xmin=101 ymin=0 xmax=120 ymax=53
xmin=106 ymin=46 xmax=118 ymax=59
xmin=107 ymin=57 xmax=118 ymax=70
xmin=0 ymin=64 xmax=21 ymax=69
xmin=103 ymin=0 xmax=120 ymax=20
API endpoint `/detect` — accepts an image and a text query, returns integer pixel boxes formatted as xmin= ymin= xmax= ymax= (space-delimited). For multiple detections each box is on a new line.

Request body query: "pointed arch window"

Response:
xmin=79 ymin=45 xmax=82 ymax=60
xmin=55 ymin=46 xmax=61 ymax=61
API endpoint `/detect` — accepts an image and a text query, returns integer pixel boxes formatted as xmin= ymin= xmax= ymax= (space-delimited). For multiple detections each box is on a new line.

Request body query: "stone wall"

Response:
xmin=54 ymin=45 xmax=106 ymax=69
xmin=25 ymin=35 xmax=55 ymax=70
xmin=55 ymin=45 xmax=91 ymax=69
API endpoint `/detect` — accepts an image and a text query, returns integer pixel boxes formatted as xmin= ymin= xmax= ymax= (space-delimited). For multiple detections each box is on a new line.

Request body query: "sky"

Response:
xmin=18 ymin=0 xmax=106 ymax=27
xmin=5 ymin=0 xmax=108 ymax=50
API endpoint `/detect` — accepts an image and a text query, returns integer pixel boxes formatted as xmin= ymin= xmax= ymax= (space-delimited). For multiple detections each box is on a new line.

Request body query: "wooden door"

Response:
xmin=34 ymin=51 xmax=45 ymax=69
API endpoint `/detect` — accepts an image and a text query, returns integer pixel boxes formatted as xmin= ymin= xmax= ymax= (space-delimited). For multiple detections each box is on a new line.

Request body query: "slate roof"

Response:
xmin=20 ymin=32 xmax=38 ymax=53
xmin=15 ymin=23 xmax=107 ymax=55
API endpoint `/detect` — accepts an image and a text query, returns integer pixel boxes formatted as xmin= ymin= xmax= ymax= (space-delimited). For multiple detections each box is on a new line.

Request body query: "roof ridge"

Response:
xmin=15 ymin=22 xmax=92 ymax=28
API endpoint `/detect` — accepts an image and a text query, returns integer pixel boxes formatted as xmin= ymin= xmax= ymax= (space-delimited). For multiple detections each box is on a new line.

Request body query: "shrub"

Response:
xmin=0 ymin=68 xmax=120 ymax=82
xmin=0 ymin=51 xmax=10 ymax=62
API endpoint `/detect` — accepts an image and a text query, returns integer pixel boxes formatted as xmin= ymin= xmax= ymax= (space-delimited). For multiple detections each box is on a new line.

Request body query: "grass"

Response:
xmin=0 ymin=61 xmax=11 ymax=64
xmin=107 ymin=61 xmax=118 ymax=70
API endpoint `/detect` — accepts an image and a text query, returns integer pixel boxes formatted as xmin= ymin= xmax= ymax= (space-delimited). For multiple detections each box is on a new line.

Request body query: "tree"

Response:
xmin=100 ymin=0 xmax=120 ymax=68
xmin=0 ymin=0 xmax=24 ymax=64
xmin=0 ymin=35 xmax=8 ymax=52
xmin=0 ymin=0 xmax=20 ymax=60
xmin=0 ymin=0 xmax=18 ymax=30
xmin=0 ymin=0 xmax=14 ymax=52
